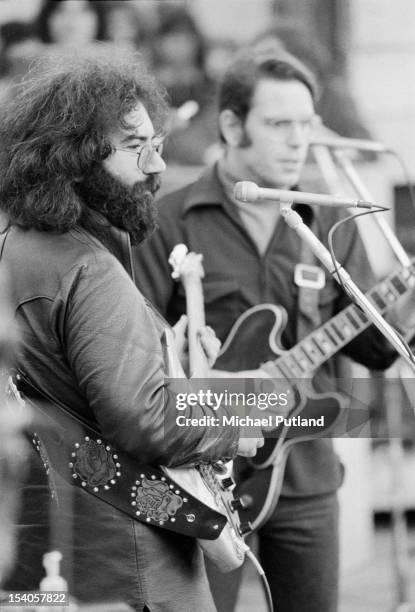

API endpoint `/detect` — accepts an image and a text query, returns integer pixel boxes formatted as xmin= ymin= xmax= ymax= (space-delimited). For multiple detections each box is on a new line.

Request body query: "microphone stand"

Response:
xmin=324 ymin=148 xmax=415 ymax=612
xmin=310 ymin=144 xmax=345 ymax=196
xmin=332 ymin=149 xmax=411 ymax=267
xmin=313 ymin=145 xmax=415 ymax=612
xmin=279 ymin=202 xmax=415 ymax=370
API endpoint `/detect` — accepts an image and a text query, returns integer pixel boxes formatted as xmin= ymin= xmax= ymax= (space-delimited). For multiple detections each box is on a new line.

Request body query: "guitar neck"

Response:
xmin=274 ymin=265 xmax=415 ymax=378
xmin=182 ymin=275 xmax=209 ymax=378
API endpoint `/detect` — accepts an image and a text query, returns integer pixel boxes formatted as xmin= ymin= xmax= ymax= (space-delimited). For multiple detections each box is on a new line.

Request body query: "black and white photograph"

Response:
xmin=0 ymin=1 xmax=415 ymax=611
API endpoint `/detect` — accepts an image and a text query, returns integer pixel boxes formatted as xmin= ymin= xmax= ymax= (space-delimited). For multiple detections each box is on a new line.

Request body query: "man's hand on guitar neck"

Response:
xmin=172 ymin=316 xmax=264 ymax=457
xmin=197 ymin=326 xmax=222 ymax=367
xmin=172 ymin=315 xmax=222 ymax=375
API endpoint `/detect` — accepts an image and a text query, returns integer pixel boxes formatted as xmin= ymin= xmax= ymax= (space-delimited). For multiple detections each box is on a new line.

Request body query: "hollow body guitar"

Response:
xmin=214 ymin=263 xmax=415 ymax=531
xmin=165 ymin=244 xmax=249 ymax=572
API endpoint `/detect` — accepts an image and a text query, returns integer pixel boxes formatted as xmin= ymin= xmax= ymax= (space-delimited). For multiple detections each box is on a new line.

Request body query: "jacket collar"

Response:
xmin=106 ymin=224 xmax=135 ymax=282
xmin=77 ymin=213 xmax=135 ymax=282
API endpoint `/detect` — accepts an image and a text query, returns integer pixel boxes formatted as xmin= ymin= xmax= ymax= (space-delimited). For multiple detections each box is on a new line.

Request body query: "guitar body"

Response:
xmin=170 ymin=262 xmax=415 ymax=538
xmin=215 ymin=304 xmax=346 ymax=530
xmin=163 ymin=463 xmax=248 ymax=572
xmin=232 ymin=389 xmax=344 ymax=531
xmin=10 ymin=366 xmax=247 ymax=573
xmin=216 ymin=304 xmax=288 ymax=372
xmin=216 ymin=304 xmax=345 ymax=456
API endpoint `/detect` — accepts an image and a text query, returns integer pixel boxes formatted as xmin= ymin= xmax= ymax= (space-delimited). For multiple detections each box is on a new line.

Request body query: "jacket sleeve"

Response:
xmin=59 ymin=255 xmax=239 ymax=467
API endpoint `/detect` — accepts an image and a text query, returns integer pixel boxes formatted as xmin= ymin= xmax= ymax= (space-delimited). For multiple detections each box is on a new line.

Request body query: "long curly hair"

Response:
xmin=0 ymin=45 xmax=168 ymax=232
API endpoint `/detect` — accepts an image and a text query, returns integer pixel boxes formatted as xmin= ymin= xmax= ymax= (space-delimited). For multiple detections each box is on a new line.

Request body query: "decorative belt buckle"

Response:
xmin=294 ymin=264 xmax=326 ymax=289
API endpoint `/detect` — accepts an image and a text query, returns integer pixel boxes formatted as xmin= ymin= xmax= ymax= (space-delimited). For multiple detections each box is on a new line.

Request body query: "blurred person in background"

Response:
xmin=133 ymin=49 xmax=415 ymax=611
xmin=103 ymin=0 xmax=153 ymax=62
xmin=0 ymin=1 xmax=107 ymax=93
xmin=0 ymin=21 xmax=42 ymax=90
xmin=151 ymin=5 xmax=218 ymax=167
xmin=0 ymin=45 xmax=262 ymax=611
xmin=35 ymin=0 xmax=107 ymax=48
xmin=0 ymin=265 xmax=28 ymax=593
xmin=152 ymin=5 xmax=211 ymax=110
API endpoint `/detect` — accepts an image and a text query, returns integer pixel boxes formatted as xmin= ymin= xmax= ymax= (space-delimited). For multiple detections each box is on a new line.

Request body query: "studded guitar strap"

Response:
xmin=12 ymin=371 xmax=227 ymax=540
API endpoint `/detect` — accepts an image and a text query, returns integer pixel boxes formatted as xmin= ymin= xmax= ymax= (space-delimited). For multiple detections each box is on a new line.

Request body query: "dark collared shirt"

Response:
xmin=134 ymin=164 xmax=397 ymax=496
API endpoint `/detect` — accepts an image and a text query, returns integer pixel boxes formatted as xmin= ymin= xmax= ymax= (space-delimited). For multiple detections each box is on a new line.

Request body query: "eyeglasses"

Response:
xmin=115 ymin=141 xmax=164 ymax=172
xmin=260 ymin=115 xmax=321 ymax=138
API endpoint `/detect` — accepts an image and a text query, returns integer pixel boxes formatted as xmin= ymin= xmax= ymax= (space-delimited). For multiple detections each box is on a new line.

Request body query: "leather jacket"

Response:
xmin=0 ymin=220 xmax=237 ymax=611
xmin=0 ymin=222 xmax=239 ymax=466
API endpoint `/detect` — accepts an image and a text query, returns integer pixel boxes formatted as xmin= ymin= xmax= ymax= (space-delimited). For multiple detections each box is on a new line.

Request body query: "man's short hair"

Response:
xmin=0 ymin=45 xmax=168 ymax=232
xmin=218 ymin=49 xmax=317 ymax=142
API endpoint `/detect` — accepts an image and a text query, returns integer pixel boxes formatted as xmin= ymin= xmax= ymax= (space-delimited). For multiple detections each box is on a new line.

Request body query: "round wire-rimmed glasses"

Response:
xmin=115 ymin=142 xmax=164 ymax=172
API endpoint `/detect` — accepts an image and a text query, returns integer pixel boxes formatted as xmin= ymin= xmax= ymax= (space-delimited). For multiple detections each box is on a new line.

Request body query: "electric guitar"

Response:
xmin=214 ymin=263 xmax=415 ymax=530
xmin=165 ymin=244 xmax=249 ymax=571
xmin=6 ymin=365 xmax=248 ymax=574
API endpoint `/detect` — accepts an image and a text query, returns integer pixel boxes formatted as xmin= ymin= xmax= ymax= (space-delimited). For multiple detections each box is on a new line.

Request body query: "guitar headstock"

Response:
xmin=169 ymin=243 xmax=205 ymax=284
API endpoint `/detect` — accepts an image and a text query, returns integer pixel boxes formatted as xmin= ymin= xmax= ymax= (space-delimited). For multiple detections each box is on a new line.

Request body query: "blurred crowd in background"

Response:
xmin=0 ymin=0 xmax=373 ymax=170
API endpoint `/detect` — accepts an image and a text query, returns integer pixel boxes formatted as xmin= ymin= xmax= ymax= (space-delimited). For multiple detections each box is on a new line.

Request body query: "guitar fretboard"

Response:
xmin=273 ymin=265 xmax=415 ymax=378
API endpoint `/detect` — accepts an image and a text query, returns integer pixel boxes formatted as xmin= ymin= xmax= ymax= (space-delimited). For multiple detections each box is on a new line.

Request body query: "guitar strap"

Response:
xmin=12 ymin=371 xmax=227 ymax=541
xmin=295 ymin=214 xmax=323 ymax=340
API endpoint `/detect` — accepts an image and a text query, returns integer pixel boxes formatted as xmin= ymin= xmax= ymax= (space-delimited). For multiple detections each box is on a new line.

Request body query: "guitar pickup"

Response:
xmin=221 ymin=477 xmax=235 ymax=489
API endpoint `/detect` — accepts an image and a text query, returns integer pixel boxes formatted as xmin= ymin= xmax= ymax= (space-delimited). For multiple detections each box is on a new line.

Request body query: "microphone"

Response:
xmin=233 ymin=181 xmax=375 ymax=209
xmin=310 ymin=135 xmax=388 ymax=153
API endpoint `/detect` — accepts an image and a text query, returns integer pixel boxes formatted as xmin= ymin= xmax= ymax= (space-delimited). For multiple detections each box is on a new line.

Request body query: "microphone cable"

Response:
xmin=326 ymin=209 xmax=415 ymax=368
xmin=245 ymin=548 xmax=275 ymax=612
xmin=326 ymin=203 xmax=389 ymax=291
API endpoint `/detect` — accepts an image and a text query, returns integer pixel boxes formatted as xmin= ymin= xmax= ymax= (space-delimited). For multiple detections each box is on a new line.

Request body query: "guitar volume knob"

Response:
xmin=230 ymin=497 xmax=247 ymax=511
xmin=239 ymin=493 xmax=253 ymax=508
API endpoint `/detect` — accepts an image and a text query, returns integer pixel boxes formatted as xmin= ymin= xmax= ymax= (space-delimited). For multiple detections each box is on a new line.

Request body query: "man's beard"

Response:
xmin=76 ymin=165 xmax=161 ymax=245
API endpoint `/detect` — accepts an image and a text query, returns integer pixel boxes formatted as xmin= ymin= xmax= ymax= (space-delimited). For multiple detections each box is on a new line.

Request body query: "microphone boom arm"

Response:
xmin=332 ymin=148 xmax=411 ymax=267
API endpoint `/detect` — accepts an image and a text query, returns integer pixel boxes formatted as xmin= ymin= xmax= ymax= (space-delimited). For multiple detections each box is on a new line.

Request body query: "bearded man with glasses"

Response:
xmin=0 ymin=47 xmax=264 ymax=611
xmin=133 ymin=50 xmax=410 ymax=611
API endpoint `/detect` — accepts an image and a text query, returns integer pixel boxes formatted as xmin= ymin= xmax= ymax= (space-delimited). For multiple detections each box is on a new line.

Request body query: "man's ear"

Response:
xmin=219 ymin=109 xmax=244 ymax=147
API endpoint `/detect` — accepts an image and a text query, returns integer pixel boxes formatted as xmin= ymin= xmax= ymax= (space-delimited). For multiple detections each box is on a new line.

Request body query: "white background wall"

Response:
xmin=349 ymin=0 xmax=415 ymax=175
